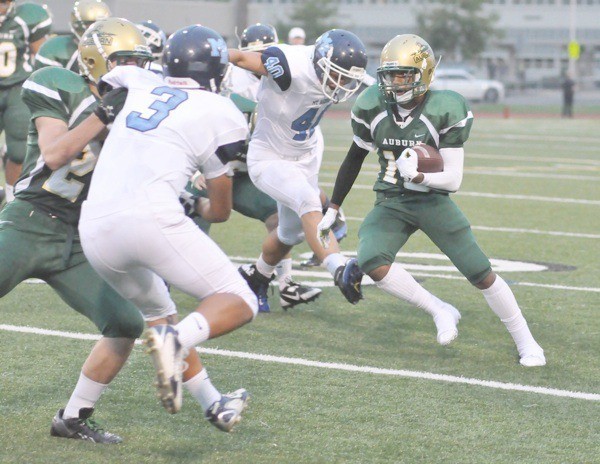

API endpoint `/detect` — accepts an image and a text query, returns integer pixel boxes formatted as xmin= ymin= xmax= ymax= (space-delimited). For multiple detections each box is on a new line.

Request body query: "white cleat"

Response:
xmin=144 ymin=325 xmax=186 ymax=414
xmin=519 ymin=347 xmax=546 ymax=367
xmin=205 ymin=388 xmax=249 ymax=432
xmin=434 ymin=302 xmax=462 ymax=346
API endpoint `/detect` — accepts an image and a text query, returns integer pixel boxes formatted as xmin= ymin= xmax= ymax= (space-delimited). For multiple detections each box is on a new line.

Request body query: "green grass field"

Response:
xmin=1 ymin=115 xmax=599 ymax=463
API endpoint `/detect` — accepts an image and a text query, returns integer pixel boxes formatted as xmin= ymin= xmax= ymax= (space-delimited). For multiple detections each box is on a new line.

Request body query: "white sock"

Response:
xmin=175 ymin=312 xmax=210 ymax=349
xmin=481 ymin=275 xmax=542 ymax=355
xmin=184 ymin=369 xmax=221 ymax=412
xmin=5 ymin=184 xmax=14 ymax=203
xmin=256 ymin=253 xmax=276 ymax=279
xmin=323 ymin=253 xmax=347 ymax=276
xmin=63 ymin=372 xmax=108 ymax=419
xmin=276 ymin=258 xmax=293 ymax=288
xmin=375 ymin=263 xmax=443 ymax=317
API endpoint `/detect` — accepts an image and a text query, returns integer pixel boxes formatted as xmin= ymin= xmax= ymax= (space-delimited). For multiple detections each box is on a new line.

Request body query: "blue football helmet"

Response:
xmin=137 ymin=20 xmax=167 ymax=61
xmin=312 ymin=29 xmax=367 ymax=103
xmin=240 ymin=23 xmax=278 ymax=52
xmin=163 ymin=25 xmax=229 ymax=93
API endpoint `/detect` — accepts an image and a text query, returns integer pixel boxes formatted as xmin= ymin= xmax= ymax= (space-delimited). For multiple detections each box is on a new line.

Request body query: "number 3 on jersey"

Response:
xmin=126 ymin=86 xmax=188 ymax=132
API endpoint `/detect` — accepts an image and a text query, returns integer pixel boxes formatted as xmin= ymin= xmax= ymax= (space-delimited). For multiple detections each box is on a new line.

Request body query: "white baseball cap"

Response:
xmin=288 ymin=27 xmax=306 ymax=40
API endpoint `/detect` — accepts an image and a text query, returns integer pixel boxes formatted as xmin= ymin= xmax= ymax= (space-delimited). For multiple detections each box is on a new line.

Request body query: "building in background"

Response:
xmin=41 ymin=0 xmax=600 ymax=88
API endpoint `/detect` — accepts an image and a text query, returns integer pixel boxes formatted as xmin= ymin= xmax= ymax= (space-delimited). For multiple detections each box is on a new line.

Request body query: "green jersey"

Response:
xmin=0 ymin=3 xmax=51 ymax=88
xmin=351 ymin=87 xmax=473 ymax=194
xmin=33 ymin=34 xmax=78 ymax=73
xmin=15 ymin=66 xmax=98 ymax=225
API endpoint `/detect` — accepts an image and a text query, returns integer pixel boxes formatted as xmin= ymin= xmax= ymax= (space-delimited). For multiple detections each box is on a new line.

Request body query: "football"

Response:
xmin=412 ymin=144 xmax=444 ymax=173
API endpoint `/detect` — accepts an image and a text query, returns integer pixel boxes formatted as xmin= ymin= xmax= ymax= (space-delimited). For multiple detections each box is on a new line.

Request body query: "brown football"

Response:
xmin=412 ymin=144 xmax=444 ymax=173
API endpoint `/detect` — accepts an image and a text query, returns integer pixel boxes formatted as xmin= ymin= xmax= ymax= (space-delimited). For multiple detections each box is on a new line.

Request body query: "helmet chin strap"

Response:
xmin=395 ymin=89 xmax=415 ymax=105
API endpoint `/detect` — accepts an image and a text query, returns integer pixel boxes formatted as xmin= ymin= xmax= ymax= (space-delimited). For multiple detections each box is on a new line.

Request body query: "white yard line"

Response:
xmin=319 ymin=181 xmax=600 ymax=205
xmin=0 ymin=323 xmax=597 ymax=402
xmin=343 ymin=217 xmax=600 ymax=239
xmin=319 ymin=169 xmax=600 ymax=182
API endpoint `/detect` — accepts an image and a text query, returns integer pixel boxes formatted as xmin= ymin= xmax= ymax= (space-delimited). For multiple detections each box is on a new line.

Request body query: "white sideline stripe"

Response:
xmin=319 ymin=182 xmax=600 ymax=205
xmin=319 ymin=169 xmax=600 ymax=183
xmin=1 ymin=324 xmax=598 ymax=402
xmin=344 ymin=217 xmax=600 ymax=239
xmin=322 ymin=150 xmax=600 ymax=166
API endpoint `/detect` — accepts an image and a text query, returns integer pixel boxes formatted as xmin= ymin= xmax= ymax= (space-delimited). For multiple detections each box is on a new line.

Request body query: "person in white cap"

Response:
xmin=288 ymin=26 xmax=306 ymax=45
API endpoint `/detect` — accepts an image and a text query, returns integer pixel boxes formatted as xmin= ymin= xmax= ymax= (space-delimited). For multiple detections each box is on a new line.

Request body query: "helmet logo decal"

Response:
xmin=411 ymin=43 xmax=430 ymax=64
xmin=83 ymin=29 xmax=115 ymax=47
xmin=316 ymin=32 xmax=333 ymax=57
xmin=207 ymin=37 xmax=228 ymax=64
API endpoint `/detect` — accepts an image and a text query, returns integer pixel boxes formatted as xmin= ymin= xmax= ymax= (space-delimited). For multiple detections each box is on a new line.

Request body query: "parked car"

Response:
xmin=430 ymin=69 xmax=505 ymax=103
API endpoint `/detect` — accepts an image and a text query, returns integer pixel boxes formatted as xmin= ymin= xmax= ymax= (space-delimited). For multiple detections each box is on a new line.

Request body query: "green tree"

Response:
xmin=416 ymin=0 xmax=502 ymax=61
xmin=277 ymin=0 xmax=341 ymax=44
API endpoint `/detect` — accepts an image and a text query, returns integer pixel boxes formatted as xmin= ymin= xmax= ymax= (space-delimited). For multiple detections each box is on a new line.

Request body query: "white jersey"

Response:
xmin=251 ymin=44 xmax=332 ymax=159
xmin=224 ymin=65 xmax=261 ymax=102
xmin=86 ymin=66 xmax=248 ymax=208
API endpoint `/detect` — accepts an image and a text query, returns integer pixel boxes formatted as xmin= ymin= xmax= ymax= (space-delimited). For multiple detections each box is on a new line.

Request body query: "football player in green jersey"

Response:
xmin=33 ymin=0 xmax=111 ymax=73
xmin=0 ymin=0 xmax=51 ymax=202
xmin=319 ymin=34 xmax=545 ymax=367
xmin=0 ymin=17 xmax=152 ymax=443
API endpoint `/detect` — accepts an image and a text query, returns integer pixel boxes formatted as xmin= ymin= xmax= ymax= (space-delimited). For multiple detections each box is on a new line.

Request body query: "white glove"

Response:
xmin=396 ymin=148 xmax=419 ymax=182
xmin=317 ymin=208 xmax=339 ymax=249
xmin=191 ymin=171 xmax=207 ymax=190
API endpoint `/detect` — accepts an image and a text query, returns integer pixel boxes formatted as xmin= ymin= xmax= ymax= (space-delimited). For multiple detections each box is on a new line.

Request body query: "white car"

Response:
xmin=430 ymin=69 xmax=505 ymax=103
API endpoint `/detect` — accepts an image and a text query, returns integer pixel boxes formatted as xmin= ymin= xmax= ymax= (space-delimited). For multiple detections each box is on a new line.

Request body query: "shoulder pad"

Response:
xmin=29 ymin=67 xmax=87 ymax=94
xmin=16 ymin=3 xmax=51 ymax=28
xmin=261 ymin=46 xmax=291 ymax=91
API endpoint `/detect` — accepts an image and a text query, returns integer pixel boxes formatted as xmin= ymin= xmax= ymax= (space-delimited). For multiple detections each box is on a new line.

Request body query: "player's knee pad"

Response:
xmin=277 ymin=225 xmax=305 ymax=246
xmin=142 ymin=305 xmax=178 ymax=323
xmin=102 ymin=308 xmax=145 ymax=339
xmin=297 ymin=194 xmax=322 ymax=218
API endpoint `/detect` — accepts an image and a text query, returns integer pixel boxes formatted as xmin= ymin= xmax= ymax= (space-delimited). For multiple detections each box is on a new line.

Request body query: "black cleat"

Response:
xmin=279 ymin=280 xmax=322 ymax=309
xmin=50 ymin=408 xmax=122 ymax=444
xmin=334 ymin=258 xmax=364 ymax=304
xmin=239 ymin=264 xmax=273 ymax=313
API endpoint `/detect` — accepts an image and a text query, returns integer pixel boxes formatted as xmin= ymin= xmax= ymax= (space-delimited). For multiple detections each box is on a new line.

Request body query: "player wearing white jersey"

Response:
xmin=79 ymin=26 xmax=258 ymax=432
xmin=229 ymin=29 xmax=368 ymax=307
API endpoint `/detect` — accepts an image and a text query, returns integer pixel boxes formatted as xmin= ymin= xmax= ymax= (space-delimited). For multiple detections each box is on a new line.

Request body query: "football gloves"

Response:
xmin=396 ymin=147 xmax=419 ymax=182
xmin=317 ymin=207 xmax=339 ymax=249
xmin=94 ymin=87 xmax=129 ymax=125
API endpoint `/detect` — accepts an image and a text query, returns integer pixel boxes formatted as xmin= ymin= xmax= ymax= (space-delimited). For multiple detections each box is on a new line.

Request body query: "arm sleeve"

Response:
xmin=420 ymin=147 xmax=464 ymax=192
xmin=261 ymin=47 xmax=291 ymax=91
xmin=330 ymin=142 xmax=370 ymax=206
xmin=27 ymin=5 xmax=52 ymax=43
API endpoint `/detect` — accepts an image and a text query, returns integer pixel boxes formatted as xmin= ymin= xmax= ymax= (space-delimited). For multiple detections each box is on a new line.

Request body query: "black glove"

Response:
xmin=179 ymin=189 xmax=199 ymax=218
xmin=94 ymin=87 xmax=128 ymax=125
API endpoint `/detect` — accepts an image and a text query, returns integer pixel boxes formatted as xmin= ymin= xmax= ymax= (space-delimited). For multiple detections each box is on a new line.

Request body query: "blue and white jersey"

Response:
xmin=252 ymin=44 xmax=332 ymax=159
xmin=86 ymin=66 xmax=248 ymax=208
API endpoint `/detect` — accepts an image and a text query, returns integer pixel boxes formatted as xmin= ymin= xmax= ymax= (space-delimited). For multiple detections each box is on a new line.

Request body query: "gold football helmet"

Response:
xmin=70 ymin=0 xmax=112 ymax=41
xmin=377 ymin=34 xmax=437 ymax=105
xmin=78 ymin=17 xmax=153 ymax=83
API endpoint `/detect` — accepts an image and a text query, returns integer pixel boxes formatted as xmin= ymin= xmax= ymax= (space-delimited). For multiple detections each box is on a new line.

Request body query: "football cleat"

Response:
xmin=144 ymin=325 xmax=186 ymax=414
xmin=334 ymin=258 xmax=364 ymax=304
xmin=50 ymin=408 xmax=122 ymax=444
xmin=433 ymin=301 xmax=461 ymax=346
xmin=205 ymin=388 xmax=249 ymax=432
xmin=279 ymin=280 xmax=322 ymax=310
xmin=300 ymin=253 xmax=321 ymax=268
xmin=239 ymin=264 xmax=273 ymax=313
xmin=519 ymin=346 xmax=546 ymax=367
